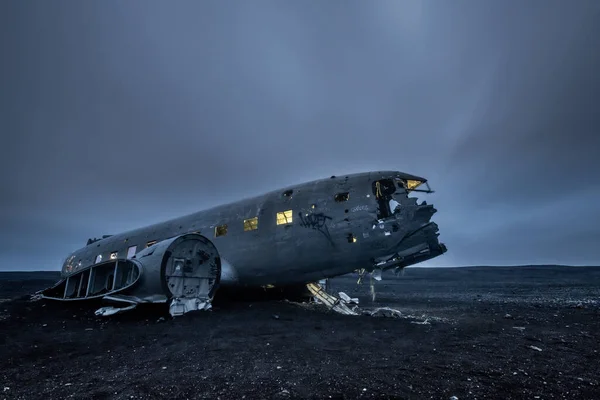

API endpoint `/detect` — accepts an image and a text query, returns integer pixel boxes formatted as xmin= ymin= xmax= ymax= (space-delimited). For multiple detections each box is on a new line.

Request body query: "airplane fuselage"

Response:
xmin=61 ymin=171 xmax=447 ymax=288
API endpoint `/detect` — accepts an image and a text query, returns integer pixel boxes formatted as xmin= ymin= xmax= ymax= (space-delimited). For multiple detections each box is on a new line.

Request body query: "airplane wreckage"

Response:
xmin=39 ymin=171 xmax=447 ymax=317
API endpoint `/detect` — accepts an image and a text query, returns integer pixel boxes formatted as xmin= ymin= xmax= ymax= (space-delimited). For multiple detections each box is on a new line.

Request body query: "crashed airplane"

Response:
xmin=40 ymin=171 xmax=447 ymax=316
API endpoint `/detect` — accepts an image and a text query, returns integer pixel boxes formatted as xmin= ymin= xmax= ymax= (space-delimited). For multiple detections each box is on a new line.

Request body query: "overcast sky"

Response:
xmin=1 ymin=0 xmax=599 ymax=271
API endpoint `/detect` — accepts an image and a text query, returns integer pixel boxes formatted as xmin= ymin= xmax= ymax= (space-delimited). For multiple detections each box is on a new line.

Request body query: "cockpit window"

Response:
xmin=396 ymin=179 xmax=433 ymax=193
xmin=405 ymin=180 xmax=422 ymax=190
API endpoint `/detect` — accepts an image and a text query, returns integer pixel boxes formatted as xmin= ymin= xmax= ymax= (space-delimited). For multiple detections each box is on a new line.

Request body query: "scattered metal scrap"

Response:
xmin=356 ymin=268 xmax=383 ymax=301
xmin=306 ymin=282 xmax=358 ymax=315
xmin=338 ymin=292 xmax=359 ymax=305
xmin=366 ymin=307 xmax=403 ymax=318
xmin=307 ymin=280 xmax=452 ymax=324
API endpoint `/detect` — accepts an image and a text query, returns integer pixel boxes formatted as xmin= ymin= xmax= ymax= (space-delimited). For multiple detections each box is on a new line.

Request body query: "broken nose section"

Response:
xmin=391 ymin=222 xmax=446 ymax=269
xmin=415 ymin=203 xmax=437 ymax=220
xmin=374 ymin=202 xmax=447 ymax=271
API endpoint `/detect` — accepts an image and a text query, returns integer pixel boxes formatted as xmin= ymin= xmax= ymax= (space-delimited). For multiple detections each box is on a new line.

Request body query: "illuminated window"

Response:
xmin=126 ymin=246 xmax=137 ymax=259
xmin=276 ymin=210 xmax=293 ymax=225
xmin=243 ymin=217 xmax=258 ymax=231
xmin=335 ymin=192 xmax=349 ymax=202
xmin=110 ymin=252 xmax=118 ymax=260
xmin=146 ymin=240 xmax=157 ymax=248
xmin=95 ymin=254 xmax=102 ymax=263
xmin=405 ymin=180 xmax=423 ymax=190
xmin=215 ymin=224 xmax=228 ymax=237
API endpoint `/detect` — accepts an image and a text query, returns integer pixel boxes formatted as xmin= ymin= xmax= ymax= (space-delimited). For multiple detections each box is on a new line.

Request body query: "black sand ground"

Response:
xmin=1 ymin=266 xmax=599 ymax=399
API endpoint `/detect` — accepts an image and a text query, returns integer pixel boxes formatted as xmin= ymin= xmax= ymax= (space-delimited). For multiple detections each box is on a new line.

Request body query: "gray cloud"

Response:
xmin=1 ymin=0 xmax=599 ymax=270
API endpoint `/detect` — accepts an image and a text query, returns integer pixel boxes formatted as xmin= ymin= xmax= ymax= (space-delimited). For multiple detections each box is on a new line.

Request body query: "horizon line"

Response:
xmin=1 ymin=263 xmax=599 ymax=273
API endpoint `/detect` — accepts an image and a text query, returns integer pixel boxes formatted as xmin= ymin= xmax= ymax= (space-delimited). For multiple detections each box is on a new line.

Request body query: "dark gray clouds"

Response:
xmin=1 ymin=0 xmax=599 ymax=270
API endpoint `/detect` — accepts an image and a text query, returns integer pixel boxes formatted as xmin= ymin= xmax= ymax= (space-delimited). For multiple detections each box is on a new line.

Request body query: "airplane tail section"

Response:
xmin=40 ymin=233 xmax=222 ymax=317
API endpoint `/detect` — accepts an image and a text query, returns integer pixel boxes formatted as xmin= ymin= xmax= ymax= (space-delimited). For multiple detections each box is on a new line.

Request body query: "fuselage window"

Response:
xmin=276 ymin=210 xmax=293 ymax=225
xmin=146 ymin=240 xmax=157 ymax=248
xmin=95 ymin=254 xmax=102 ymax=264
xmin=335 ymin=192 xmax=349 ymax=202
xmin=126 ymin=245 xmax=137 ymax=259
xmin=215 ymin=224 xmax=228 ymax=237
xmin=243 ymin=217 xmax=258 ymax=231
xmin=110 ymin=252 xmax=118 ymax=260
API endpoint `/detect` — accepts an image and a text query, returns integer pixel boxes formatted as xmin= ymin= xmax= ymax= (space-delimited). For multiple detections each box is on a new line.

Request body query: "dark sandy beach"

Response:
xmin=1 ymin=266 xmax=599 ymax=399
